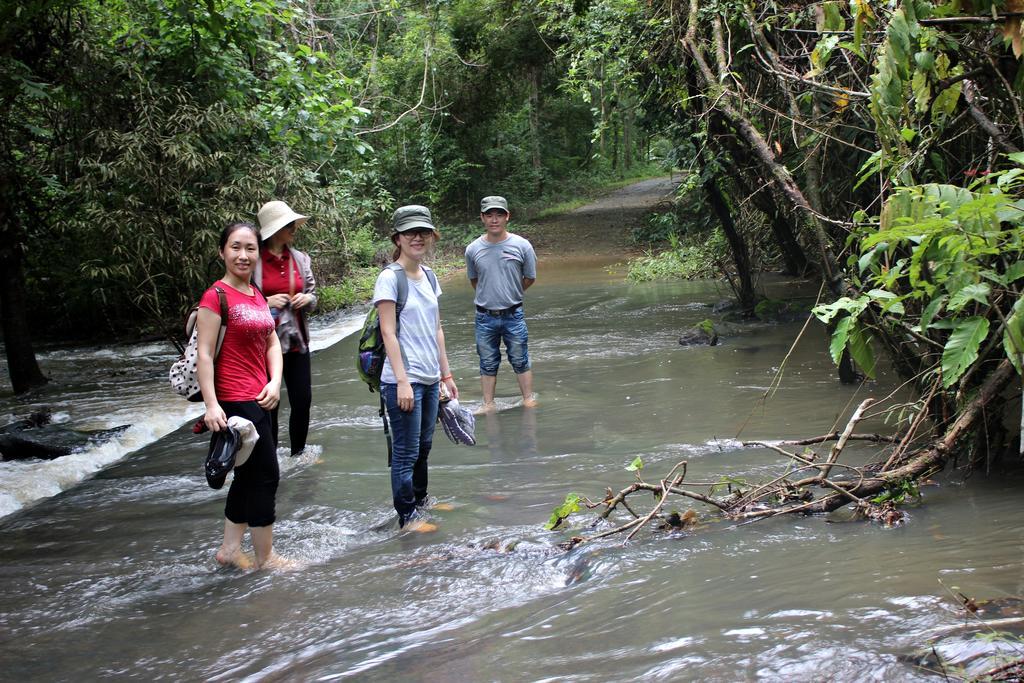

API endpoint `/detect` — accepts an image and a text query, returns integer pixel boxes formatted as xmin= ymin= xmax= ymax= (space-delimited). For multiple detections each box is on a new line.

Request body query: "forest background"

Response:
xmin=3 ymin=0 xmax=1024 ymax=472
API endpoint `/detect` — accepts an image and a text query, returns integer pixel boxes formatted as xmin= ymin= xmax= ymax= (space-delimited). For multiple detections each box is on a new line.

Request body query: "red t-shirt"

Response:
xmin=260 ymin=248 xmax=303 ymax=297
xmin=199 ymin=281 xmax=275 ymax=402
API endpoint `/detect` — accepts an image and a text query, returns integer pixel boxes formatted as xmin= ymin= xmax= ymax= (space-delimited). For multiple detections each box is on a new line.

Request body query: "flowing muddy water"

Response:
xmin=2 ymin=257 xmax=1024 ymax=681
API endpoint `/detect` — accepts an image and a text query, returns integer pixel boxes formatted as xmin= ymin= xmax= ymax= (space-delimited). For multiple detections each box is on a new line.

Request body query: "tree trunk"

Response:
xmin=598 ymin=59 xmax=607 ymax=156
xmin=703 ymin=173 xmax=757 ymax=311
xmin=682 ymin=10 xmax=842 ymax=289
xmin=0 ymin=241 xmax=47 ymax=394
xmin=528 ymin=63 xmax=543 ymax=193
xmin=612 ymin=117 xmax=620 ymax=172
xmin=623 ymin=93 xmax=633 ymax=170
xmin=730 ymin=162 xmax=808 ymax=276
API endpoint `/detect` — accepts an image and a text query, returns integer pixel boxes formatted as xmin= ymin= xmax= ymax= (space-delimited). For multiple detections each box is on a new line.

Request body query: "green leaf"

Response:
xmin=838 ymin=40 xmax=865 ymax=60
xmin=848 ymin=323 xmax=877 ymax=379
xmin=851 ymin=0 xmax=875 ymax=56
xmin=866 ymin=289 xmax=905 ymax=315
xmin=1006 ymin=261 xmax=1024 ymax=285
xmin=858 ymin=243 xmax=886 ymax=273
xmin=821 ymin=2 xmax=844 ymax=32
xmin=911 ymin=70 xmax=930 ymax=113
xmin=996 ymin=168 xmax=1023 ymax=191
xmin=1004 ymin=300 xmax=1024 ymax=375
xmin=947 ymin=283 xmax=991 ymax=312
xmin=941 ymin=317 xmax=990 ymax=387
xmin=625 ymin=456 xmax=644 ymax=472
xmin=812 ymin=296 xmax=867 ymax=324
xmin=931 ymin=60 xmax=961 ymax=121
xmin=919 ymin=295 xmax=945 ymax=332
xmin=545 ymin=493 xmax=582 ymax=530
xmin=809 ymin=35 xmax=840 ymax=76
xmin=855 ymin=150 xmax=883 ymax=189
xmin=830 ymin=316 xmax=853 ymax=365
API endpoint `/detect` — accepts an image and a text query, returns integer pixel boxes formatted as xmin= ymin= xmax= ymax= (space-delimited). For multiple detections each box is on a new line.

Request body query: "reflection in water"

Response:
xmin=482 ymin=407 xmax=538 ymax=463
xmin=1 ymin=271 xmax=1023 ymax=681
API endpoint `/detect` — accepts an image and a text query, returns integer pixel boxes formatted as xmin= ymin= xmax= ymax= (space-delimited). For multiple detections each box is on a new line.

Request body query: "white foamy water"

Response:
xmin=0 ymin=310 xmax=365 ymax=520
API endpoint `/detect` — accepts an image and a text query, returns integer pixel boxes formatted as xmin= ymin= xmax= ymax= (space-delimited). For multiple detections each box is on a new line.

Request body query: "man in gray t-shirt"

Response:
xmin=465 ymin=195 xmax=538 ymax=413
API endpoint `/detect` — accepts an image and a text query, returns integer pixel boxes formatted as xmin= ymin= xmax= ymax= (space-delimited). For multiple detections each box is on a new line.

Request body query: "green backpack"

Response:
xmin=356 ymin=263 xmax=438 ymax=392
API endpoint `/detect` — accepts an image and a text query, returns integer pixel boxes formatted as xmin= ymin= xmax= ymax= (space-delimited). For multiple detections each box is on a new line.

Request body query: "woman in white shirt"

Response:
xmin=373 ymin=205 xmax=458 ymax=531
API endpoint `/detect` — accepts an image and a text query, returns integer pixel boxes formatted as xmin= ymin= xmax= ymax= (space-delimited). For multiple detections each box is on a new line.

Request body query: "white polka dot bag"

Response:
xmin=169 ymin=287 xmax=227 ymax=402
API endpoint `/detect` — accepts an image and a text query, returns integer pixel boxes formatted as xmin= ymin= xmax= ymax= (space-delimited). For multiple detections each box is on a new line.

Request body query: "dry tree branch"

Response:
xmin=356 ymin=37 xmax=432 ymax=136
xmin=779 ymin=433 xmax=899 ymax=446
xmin=626 ymin=462 xmax=687 ymax=541
xmin=555 ymin=360 xmax=1016 ymax=550
xmin=883 ymin=376 xmax=941 ymax=471
xmin=817 ymin=399 xmax=874 ymax=482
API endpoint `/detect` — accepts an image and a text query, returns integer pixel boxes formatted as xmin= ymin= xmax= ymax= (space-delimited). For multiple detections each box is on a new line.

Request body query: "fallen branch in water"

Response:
xmin=550 ymin=361 xmax=1017 ymax=550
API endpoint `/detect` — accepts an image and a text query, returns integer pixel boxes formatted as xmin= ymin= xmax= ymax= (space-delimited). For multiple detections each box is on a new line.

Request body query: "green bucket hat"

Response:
xmin=392 ymin=205 xmax=437 ymax=234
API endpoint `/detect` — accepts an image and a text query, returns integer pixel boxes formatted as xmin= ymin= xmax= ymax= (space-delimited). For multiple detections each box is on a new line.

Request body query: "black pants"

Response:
xmin=271 ymin=351 xmax=312 ymax=455
xmin=218 ymin=401 xmax=278 ymax=527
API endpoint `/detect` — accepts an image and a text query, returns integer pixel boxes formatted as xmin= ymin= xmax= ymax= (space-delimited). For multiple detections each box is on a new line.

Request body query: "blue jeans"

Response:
xmin=382 ymin=381 xmax=439 ymax=525
xmin=475 ymin=308 xmax=531 ymax=375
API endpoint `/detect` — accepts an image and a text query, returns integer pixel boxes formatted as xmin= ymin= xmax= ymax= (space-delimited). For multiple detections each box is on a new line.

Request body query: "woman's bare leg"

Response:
xmin=216 ymin=519 xmax=253 ymax=569
xmin=250 ymin=524 xmax=273 ymax=568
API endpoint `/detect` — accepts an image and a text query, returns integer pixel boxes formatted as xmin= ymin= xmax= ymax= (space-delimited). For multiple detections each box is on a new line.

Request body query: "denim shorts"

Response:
xmin=475 ymin=308 xmax=530 ymax=375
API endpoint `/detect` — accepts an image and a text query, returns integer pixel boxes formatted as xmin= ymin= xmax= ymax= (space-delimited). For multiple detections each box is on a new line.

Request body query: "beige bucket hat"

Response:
xmin=257 ymin=200 xmax=308 ymax=241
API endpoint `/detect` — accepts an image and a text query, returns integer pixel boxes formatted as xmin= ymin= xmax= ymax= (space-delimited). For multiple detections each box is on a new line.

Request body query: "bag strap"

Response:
xmin=381 ymin=393 xmax=394 ymax=467
xmin=423 ymin=266 xmax=438 ymax=294
xmin=288 ymin=249 xmax=297 ymax=298
xmin=388 ymin=262 xmax=410 ymax=328
xmin=213 ymin=286 xmax=229 ymax=357
xmin=288 ymin=252 xmax=311 ymax=346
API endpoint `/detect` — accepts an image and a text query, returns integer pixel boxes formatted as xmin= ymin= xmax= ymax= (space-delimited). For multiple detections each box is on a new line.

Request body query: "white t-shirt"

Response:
xmin=372 ymin=266 xmax=442 ymax=385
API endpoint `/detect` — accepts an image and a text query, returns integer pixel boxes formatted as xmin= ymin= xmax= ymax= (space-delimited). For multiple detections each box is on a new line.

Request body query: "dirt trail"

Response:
xmin=520 ymin=176 xmax=679 ymax=259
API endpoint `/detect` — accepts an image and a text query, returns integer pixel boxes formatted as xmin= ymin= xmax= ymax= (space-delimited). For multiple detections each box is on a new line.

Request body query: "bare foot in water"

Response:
xmin=521 ymin=396 xmax=538 ymax=408
xmin=404 ymin=519 xmax=439 ymax=533
xmin=259 ymin=552 xmax=305 ymax=571
xmin=215 ymin=547 xmax=254 ymax=570
xmin=474 ymin=402 xmax=497 ymax=416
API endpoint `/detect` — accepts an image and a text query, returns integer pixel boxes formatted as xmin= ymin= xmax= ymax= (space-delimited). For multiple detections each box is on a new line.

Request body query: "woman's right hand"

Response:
xmin=397 ymin=379 xmax=414 ymax=412
xmin=204 ymin=404 xmax=227 ymax=432
xmin=267 ymin=293 xmax=290 ymax=310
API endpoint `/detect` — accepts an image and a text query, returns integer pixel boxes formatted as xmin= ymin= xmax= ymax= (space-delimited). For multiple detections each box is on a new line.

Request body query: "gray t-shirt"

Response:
xmin=372 ymin=266 xmax=442 ymax=385
xmin=465 ymin=233 xmax=537 ymax=309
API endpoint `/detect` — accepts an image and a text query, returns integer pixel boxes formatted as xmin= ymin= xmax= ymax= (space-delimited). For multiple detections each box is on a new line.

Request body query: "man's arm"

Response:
xmin=521 ymin=241 xmax=538 ymax=291
xmin=470 ymin=278 xmax=478 ymax=290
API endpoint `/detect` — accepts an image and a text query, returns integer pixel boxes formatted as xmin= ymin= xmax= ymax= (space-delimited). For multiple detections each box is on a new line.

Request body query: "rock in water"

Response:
xmin=678 ymin=319 xmax=718 ymax=346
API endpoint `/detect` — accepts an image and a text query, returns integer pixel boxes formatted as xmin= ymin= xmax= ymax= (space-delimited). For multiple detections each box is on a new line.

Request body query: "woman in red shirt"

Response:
xmin=196 ymin=222 xmax=286 ymax=570
xmin=255 ymin=200 xmax=317 ymax=456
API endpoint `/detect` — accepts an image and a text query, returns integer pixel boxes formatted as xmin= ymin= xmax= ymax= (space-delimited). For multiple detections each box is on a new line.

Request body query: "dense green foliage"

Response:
xmin=541 ymin=0 xmax=1024 ymax=461
xmin=814 ymin=161 xmax=1024 ymax=392
xmin=3 ymin=0 xmax=652 ymax=345
xmin=4 ymin=0 xmax=1024 ymax=465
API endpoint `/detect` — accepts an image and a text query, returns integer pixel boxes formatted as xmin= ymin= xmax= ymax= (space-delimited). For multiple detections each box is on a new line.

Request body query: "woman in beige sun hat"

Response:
xmin=255 ymin=200 xmax=318 ymax=456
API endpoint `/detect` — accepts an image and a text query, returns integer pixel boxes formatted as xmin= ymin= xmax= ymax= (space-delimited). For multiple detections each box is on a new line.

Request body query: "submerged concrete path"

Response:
xmin=523 ymin=176 xmax=679 ymax=258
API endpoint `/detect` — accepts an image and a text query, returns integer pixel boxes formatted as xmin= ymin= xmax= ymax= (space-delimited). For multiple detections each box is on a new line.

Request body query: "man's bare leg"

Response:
xmin=516 ymin=370 xmax=537 ymax=407
xmin=477 ymin=374 xmax=498 ymax=414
